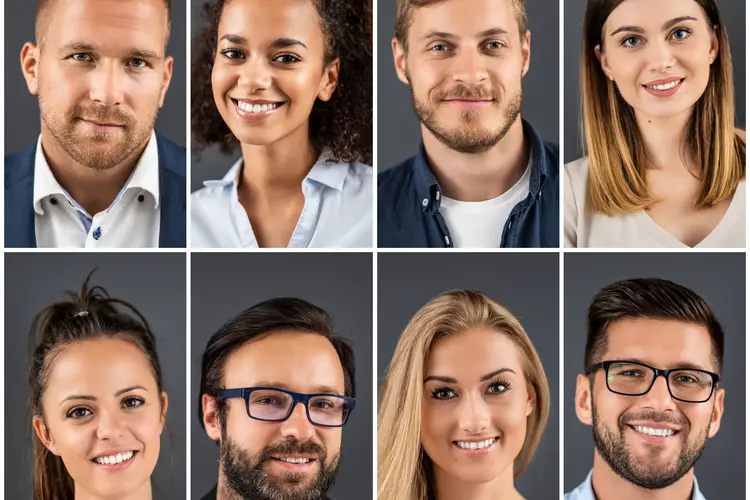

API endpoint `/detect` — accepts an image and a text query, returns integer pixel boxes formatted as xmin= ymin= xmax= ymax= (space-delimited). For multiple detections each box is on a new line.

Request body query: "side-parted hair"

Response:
xmin=585 ymin=278 xmax=725 ymax=371
xmin=28 ymin=271 xmax=166 ymax=500
xmin=378 ymin=290 xmax=549 ymax=500
xmin=198 ymin=297 xmax=356 ymax=428
xmin=581 ymin=0 xmax=745 ymax=215
xmin=394 ymin=0 xmax=528 ymax=51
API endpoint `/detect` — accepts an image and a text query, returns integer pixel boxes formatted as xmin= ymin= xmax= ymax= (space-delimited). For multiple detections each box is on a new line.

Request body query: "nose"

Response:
xmin=646 ymin=39 xmax=677 ymax=74
xmin=639 ymin=374 xmax=678 ymax=411
xmin=451 ymin=49 xmax=489 ymax=85
xmin=237 ymin=56 xmax=272 ymax=92
xmin=96 ymin=409 xmax=126 ymax=441
xmin=279 ymin=402 xmax=315 ymax=441
xmin=457 ymin=393 xmax=491 ymax=434
xmin=88 ymin=59 xmax=125 ymax=106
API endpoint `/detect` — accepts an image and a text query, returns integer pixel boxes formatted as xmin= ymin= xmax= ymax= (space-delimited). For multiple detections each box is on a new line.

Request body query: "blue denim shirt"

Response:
xmin=377 ymin=119 xmax=558 ymax=248
xmin=565 ymin=470 xmax=706 ymax=500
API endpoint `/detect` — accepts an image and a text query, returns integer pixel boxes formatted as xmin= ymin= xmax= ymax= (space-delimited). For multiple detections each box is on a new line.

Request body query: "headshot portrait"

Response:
xmin=564 ymin=253 xmax=745 ymax=499
xmin=190 ymin=0 xmax=373 ymax=249
xmin=4 ymin=0 xmax=187 ymax=248
xmin=377 ymin=0 xmax=559 ymax=249
xmin=564 ymin=0 xmax=746 ymax=248
xmin=4 ymin=253 xmax=187 ymax=500
xmin=377 ymin=253 xmax=559 ymax=499
xmin=191 ymin=253 xmax=372 ymax=499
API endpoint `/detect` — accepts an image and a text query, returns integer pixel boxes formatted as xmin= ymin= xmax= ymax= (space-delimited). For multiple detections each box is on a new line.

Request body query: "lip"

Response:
xmin=268 ymin=456 xmax=318 ymax=472
xmin=626 ymin=423 xmax=681 ymax=445
xmin=642 ymin=77 xmax=685 ymax=98
xmin=79 ymin=118 xmax=124 ymax=133
xmin=442 ymin=98 xmax=493 ymax=109
xmin=627 ymin=421 xmax=681 ymax=431
xmin=230 ymin=98 xmax=286 ymax=122
xmin=90 ymin=450 xmax=138 ymax=471
xmin=451 ymin=436 xmax=499 ymax=457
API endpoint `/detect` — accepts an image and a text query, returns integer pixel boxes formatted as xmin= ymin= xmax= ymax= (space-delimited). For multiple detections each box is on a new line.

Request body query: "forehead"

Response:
xmin=605 ymin=0 xmax=706 ymax=31
xmin=425 ymin=326 xmax=525 ymax=381
xmin=44 ymin=0 xmax=167 ymax=52
xmin=408 ymin=0 xmax=521 ymax=39
xmin=218 ymin=0 xmax=323 ymax=44
xmin=222 ymin=330 xmax=346 ymax=393
xmin=602 ymin=318 xmax=715 ymax=370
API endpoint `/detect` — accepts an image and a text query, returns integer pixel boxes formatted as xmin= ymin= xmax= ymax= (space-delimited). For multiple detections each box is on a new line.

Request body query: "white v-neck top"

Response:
xmin=564 ymin=157 xmax=746 ymax=248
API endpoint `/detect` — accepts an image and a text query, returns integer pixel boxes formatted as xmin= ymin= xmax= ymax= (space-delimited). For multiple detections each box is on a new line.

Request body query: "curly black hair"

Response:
xmin=191 ymin=0 xmax=372 ymax=165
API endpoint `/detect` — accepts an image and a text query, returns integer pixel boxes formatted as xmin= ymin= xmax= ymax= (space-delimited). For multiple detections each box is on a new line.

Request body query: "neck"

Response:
xmin=421 ymin=116 xmax=529 ymax=202
xmin=39 ymin=125 xmax=149 ymax=216
xmin=434 ymin=462 xmax=522 ymax=500
xmin=634 ymin=108 xmax=693 ymax=173
xmin=74 ymin=479 xmax=152 ymax=500
xmin=591 ymin=451 xmax=695 ymax=500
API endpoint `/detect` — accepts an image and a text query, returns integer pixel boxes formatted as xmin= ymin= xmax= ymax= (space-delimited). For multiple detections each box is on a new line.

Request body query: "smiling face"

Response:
xmin=211 ymin=0 xmax=339 ymax=148
xmin=393 ymin=0 xmax=530 ymax=154
xmin=578 ymin=318 xmax=724 ymax=489
xmin=596 ymin=0 xmax=718 ymax=122
xmin=421 ymin=327 xmax=534 ymax=484
xmin=33 ymin=337 xmax=167 ymax=498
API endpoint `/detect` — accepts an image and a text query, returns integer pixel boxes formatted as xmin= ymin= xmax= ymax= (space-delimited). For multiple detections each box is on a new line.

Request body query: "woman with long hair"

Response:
xmin=565 ymin=0 xmax=745 ymax=248
xmin=378 ymin=290 xmax=550 ymax=500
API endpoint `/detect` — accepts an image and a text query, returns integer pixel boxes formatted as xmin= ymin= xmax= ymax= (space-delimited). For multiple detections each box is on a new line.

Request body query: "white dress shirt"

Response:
xmin=191 ymin=151 xmax=372 ymax=248
xmin=33 ymin=132 xmax=161 ymax=248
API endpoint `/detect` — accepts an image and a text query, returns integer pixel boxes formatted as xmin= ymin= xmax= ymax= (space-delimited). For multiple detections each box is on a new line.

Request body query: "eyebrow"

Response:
xmin=60 ymin=385 xmax=148 ymax=405
xmin=252 ymin=382 xmax=343 ymax=395
xmin=58 ymin=41 xmax=161 ymax=59
xmin=219 ymin=34 xmax=308 ymax=50
xmin=614 ymin=358 xmax=710 ymax=372
xmin=424 ymin=368 xmax=516 ymax=384
xmin=609 ymin=16 xmax=699 ymax=36
xmin=421 ymin=27 xmax=510 ymax=42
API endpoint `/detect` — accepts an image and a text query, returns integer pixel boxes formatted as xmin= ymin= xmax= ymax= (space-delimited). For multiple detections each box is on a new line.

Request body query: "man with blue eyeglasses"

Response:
xmin=566 ymin=278 xmax=726 ymax=500
xmin=198 ymin=297 xmax=357 ymax=500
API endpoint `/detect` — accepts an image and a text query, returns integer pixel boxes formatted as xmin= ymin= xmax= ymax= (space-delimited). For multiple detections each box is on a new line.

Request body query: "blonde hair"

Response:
xmin=580 ymin=0 xmax=745 ymax=216
xmin=377 ymin=290 xmax=550 ymax=500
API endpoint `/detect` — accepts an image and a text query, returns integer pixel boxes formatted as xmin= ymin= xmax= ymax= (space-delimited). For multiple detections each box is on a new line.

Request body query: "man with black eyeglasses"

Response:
xmin=566 ymin=278 xmax=725 ymax=500
xmin=198 ymin=297 xmax=356 ymax=500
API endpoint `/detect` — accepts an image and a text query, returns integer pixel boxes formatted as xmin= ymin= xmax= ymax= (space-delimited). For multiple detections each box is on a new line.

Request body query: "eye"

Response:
xmin=273 ymin=54 xmax=301 ymax=64
xmin=429 ymin=44 xmax=450 ymax=53
xmin=257 ymin=397 xmax=281 ymax=405
xmin=670 ymin=28 xmax=692 ymax=42
xmin=619 ymin=370 xmax=645 ymax=377
xmin=128 ymin=58 xmax=148 ymax=69
xmin=486 ymin=41 xmax=504 ymax=50
xmin=311 ymin=399 xmax=334 ymax=410
xmin=122 ymin=397 xmax=144 ymax=409
xmin=67 ymin=407 xmax=93 ymax=419
xmin=620 ymin=36 xmax=642 ymax=48
xmin=487 ymin=381 xmax=510 ymax=394
xmin=70 ymin=53 xmax=92 ymax=62
xmin=431 ymin=387 xmax=456 ymax=400
xmin=221 ymin=49 xmax=245 ymax=60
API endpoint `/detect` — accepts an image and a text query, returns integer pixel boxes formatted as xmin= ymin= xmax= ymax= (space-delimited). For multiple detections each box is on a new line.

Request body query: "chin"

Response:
xmin=450 ymin=466 xmax=506 ymax=485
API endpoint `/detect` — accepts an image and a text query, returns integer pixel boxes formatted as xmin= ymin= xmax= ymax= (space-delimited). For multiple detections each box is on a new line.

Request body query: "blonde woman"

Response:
xmin=565 ymin=0 xmax=745 ymax=248
xmin=378 ymin=290 xmax=550 ymax=500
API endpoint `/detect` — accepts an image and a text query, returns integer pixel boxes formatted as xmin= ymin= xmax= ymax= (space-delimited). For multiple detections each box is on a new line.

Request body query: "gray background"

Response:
xmin=191 ymin=253 xmax=373 ymax=499
xmin=377 ymin=0 xmax=559 ymax=170
xmin=378 ymin=253 xmax=559 ymax=499
xmin=563 ymin=253 xmax=745 ymax=497
xmin=4 ymin=253 xmax=187 ymax=500
xmin=563 ymin=0 xmax=746 ymax=161
xmin=4 ymin=0 xmax=187 ymax=154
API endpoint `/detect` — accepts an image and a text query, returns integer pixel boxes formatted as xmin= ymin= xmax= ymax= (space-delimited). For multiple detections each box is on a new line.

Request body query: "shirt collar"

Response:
xmin=33 ymin=131 xmax=160 ymax=215
xmin=413 ymin=118 xmax=550 ymax=213
xmin=576 ymin=470 xmax=706 ymax=500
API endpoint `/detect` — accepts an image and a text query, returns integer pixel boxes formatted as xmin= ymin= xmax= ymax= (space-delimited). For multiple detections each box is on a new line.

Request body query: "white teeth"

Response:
xmin=634 ymin=425 xmax=676 ymax=437
xmin=94 ymin=451 xmax=134 ymax=465
xmin=236 ymin=100 xmax=280 ymax=113
xmin=647 ymin=80 xmax=681 ymax=91
xmin=278 ymin=457 xmax=311 ymax=464
xmin=261 ymin=104 xmax=268 ymax=112
xmin=456 ymin=438 xmax=496 ymax=450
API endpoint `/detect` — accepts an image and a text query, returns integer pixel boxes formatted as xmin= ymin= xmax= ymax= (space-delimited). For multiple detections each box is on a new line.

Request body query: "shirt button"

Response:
xmin=93 ymin=227 xmax=102 ymax=240
xmin=138 ymin=194 xmax=145 ymax=202
xmin=436 ymin=191 xmax=441 ymax=200
xmin=422 ymin=198 xmax=428 ymax=207
xmin=50 ymin=198 xmax=58 ymax=205
xmin=444 ymin=235 xmax=450 ymax=246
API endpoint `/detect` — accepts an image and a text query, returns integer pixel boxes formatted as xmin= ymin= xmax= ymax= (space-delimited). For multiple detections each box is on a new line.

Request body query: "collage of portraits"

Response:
xmin=1 ymin=0 xmax=747 ymax=499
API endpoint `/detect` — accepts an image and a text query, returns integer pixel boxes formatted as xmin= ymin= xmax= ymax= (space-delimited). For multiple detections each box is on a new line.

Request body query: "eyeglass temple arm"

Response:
xmin=216 ymin=388 xmax=244 ymax=399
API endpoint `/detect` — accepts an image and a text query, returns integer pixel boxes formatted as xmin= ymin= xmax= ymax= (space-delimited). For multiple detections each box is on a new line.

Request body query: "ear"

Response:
xmin=20 ymin=42 xmax=41 ymax=95
xmin=158 ymin=56 xmax=174 ymax=108
xmin=521 ymin=30 xmax=531 ymax=78
xmin=708 ymin=25 xmax=719 ymax=64
xmin=317 ymin=57 xmax=340 ymax=102
xmin=575 ymin=374 xmax=594 ymax=426
xmin=707 ymin=387 xmax=724 ymax=438
xmin=594 ymin=45 xmax=614 ymax=81
xmin=159 ymin=391 xmax=169 ymax=434
xmin=202 ymin=394 xmax=223 ymax=442
xmin=525 ymin=382 xmax=537 ymax=417
xmin=392 ymin=37 xmax=409 ymax=85
xmin=33 ymin=415 xmax=60 ymax=456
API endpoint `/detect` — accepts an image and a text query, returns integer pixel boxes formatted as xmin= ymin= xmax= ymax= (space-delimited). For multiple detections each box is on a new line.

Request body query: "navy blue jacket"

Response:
xmin=378 ymin=119 xmax=558 ymax=248
xmin=5 ymin=133 xmax=186 ymax=248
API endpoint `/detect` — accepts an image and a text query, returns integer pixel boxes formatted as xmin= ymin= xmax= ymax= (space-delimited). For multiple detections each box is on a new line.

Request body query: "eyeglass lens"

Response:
xmin=247 ymin=389 xmax=350 ymax=425
xmin=606 ymin=362 xmax=714 ymax=402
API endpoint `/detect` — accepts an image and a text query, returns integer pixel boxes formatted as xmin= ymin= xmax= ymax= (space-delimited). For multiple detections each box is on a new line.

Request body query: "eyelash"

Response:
xmin=430 ymin=379 xmax=511 ymax=401
xmin=65 ymin=397 xmax=145 ymax=420
xmin=428 ymin=41 xmax=505 ymax=53
xmin=619 ymin=27 xmax=693 ymax=49
xmin=68 ymin=53 xmax=151 ymax=69
xmin=220 ymin=49 xmax=301 ymax=64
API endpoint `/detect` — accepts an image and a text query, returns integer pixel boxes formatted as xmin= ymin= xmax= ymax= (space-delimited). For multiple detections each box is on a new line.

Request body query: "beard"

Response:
xmin=407 ymin=71 xmax=523 ymax=155
xmin=592 ymin=405 xmax=709 ymax=490
xmin=219 ymin=434 xmax=340 ymax=500
xmin=38 ymin=83 xmax=157 ymax=170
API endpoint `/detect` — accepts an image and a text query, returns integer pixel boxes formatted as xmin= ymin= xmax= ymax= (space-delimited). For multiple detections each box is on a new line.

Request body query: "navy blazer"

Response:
xmin=5 ymin=132 xmax=186 ymax=248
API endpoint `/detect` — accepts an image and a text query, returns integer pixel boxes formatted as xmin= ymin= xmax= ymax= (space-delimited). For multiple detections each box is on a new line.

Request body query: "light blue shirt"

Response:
xmin=565 ymin=470 xmax=706 ymax=500
xmin=191 ymin=151 xmax=372 ymax=248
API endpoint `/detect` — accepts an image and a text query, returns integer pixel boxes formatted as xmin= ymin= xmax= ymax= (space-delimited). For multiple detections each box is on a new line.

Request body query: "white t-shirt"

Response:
xmin=440 ymin=161 xmax=532 ymax=248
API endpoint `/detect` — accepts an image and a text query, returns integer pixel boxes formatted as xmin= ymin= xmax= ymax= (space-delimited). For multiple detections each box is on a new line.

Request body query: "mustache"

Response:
xmin=70 ymin=104 xmax=135 ymax=127
xmin=619 ymin=410 xmax=689 ymax=429
xmin=258 ymin=436 xmax=327 ymax=462
xmin=434 ymin=84 xmax=499 ymax=102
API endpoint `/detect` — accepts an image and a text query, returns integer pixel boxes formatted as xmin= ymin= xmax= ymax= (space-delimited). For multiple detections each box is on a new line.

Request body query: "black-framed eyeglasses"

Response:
xmin=586 ymin=360 xmax=720 ymax=403
xmin=215 ymin=387 xmax=356 ymax=427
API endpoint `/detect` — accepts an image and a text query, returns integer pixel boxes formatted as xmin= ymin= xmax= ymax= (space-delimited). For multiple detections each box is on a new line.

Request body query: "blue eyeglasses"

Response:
xmin=215 ymin=387 xmax=356 ymax=427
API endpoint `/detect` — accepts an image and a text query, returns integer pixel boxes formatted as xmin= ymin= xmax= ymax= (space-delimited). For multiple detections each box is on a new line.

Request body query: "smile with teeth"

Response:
xmin=93 ymin=451 xmax=135 ymax=465
xmin=455 ymin=438 xmax=496 ymax=450
xmin=273 ymin=457 xmax=313 ymax=464
xmin=234 ymin=100 xmax=283 ymax=113
xmin=632 ymin=425 xmax=677 ymax=437
xmin=644 ymin=79 xmax=683 ymax=91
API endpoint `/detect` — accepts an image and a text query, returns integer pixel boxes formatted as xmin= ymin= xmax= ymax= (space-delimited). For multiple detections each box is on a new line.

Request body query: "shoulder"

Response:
xmin=344 ymin=161 xmax=373 ymax=189
xmin=736 ymin=128 xmax=746 ymax=142
xmin=378 ymin=157 xmax=415 ymax=190
xmin=5 ymin=142 xmax=37 ymax=187
xmin=156 ymin=132 xmax=186 ymax=176
xmin=564 ymin=156 xmax=591 ymax=186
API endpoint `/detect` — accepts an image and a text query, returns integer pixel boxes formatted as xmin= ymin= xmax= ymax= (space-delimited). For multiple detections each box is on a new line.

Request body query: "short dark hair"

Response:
xmin=585 ymin=278 xmax=725 ymax=371
xmin=198 ymin=297 xmax=356 ymax=428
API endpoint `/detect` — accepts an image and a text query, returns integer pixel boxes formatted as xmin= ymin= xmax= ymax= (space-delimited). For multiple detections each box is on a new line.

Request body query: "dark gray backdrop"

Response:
xmin=4 ymin=253 xmax=187 ymax=500
xmin=563 ymin=0 xmax=746 ymax=161
xmin=378 ymin=253 xmax=559 ymax=499
xmin=377 ymin=0 xmax=559 ymax=170
xmin=191 ymin=253 xmax=373 ymax=500
xmin=563 ymin=252 xmax=745 ymax=497
xmin=4 ymin=0 xmax=187 ymax=153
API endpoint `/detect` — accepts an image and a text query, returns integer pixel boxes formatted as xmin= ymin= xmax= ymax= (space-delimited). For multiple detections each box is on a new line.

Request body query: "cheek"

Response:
xmin=281 ymin=69 xmax=324 ymax=104
xmin=226 ymin=410 xmax=272 ymax=454
xmin=421 ymin=403 xmax=452 ymax=446
xmin=211 ymin=65 xmax=236 ymax=102
xmin=49 ymin=421 xmax=92 ymax=457
xmin=319 ymin=429 xmax=342 ymax=457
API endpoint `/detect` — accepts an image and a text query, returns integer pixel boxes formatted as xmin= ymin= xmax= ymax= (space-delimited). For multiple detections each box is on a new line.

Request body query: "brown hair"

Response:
xmin=581 ymin=0 xmax=745 ymax=215
xmin=378 ymin=290 xmax=549 ymax=500
xmin=28 ymin=272 xmax=166 ymax=500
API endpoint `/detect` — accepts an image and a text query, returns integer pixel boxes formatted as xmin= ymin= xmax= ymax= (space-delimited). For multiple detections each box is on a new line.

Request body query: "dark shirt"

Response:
xmin=201 ymin=485 xmax=331 ymax=500
xmin=378 ymin=119 xmax=559 ymax=248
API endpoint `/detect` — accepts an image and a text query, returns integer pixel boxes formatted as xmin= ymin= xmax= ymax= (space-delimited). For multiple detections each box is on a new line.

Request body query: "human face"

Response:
xmin=596 ymin=0 xmax=719 ymax=122
xmin=421 ymin=327 xmax=534 ymax=484
xmin=211 ymin=331 xmax=345 ymax=499
xmin=212 ymin=0 xmax=339 ymax=148
xmin=393 ymin=0 xmax=530 ymax=154
xmin=33 ymin=338 xmax=167 ymax=498
xmin=21 ymin=0 xmax=172 ymax=170
xmin=575 ymin=318 xmax=724 ymax=489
